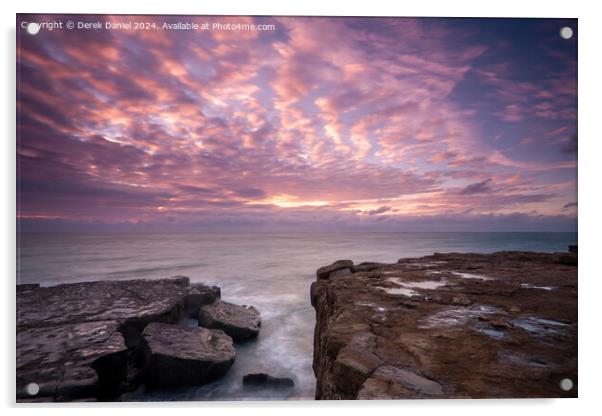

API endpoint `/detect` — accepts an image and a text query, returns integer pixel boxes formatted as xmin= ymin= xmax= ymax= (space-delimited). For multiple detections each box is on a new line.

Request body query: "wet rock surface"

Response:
xmin=198 ymin=300 xmax=261 ymax=342
xmin=16 ymin=277 xmax=226 ymax=402
xmin=16 ymin=320 xmax=127 ymax=401
xmin=242 ymin=372 xmax=295 ymax=389
xmin=316 ymin=260 xmax=354 ymax=280
xmin=311 ymin=251 xmax=578 ymax=399
xmin=142 ymin=323 xmax=235 ymax=387
xmin=184 ymin=282 xmax=221 ymax=317
xmin=17 ymin=277 xmax=195 ymax=330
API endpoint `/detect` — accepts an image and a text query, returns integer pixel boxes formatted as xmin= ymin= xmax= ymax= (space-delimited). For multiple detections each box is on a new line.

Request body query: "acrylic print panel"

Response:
xmin=16 ymin=14 xmax=577 ymax=402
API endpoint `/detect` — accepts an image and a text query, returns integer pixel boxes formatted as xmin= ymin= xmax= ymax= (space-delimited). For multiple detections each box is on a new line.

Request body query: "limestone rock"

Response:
xmin=312 ymin=251 xmax=578 ymax=399
xmin=142 ymin=322 xmax=235 ymax=387
xmin=242 ymin=372 xmax=294 ymax=389
xmin=16 ymin=277 xmax=226 ymax=401
xmin=17 ymin=277 xmax=193 ymax=330
xmin=353 ymin=262 xmax=388 ymax=273
xmin=184 ymin=282 xmax=221 ymax=317
xmin=16 ymin=320 xmax=127 ymax=401
xmin=316 ymin=260 xmax=354 ymax=280
xmin=198 ymin=300 xmax=261 ymax=342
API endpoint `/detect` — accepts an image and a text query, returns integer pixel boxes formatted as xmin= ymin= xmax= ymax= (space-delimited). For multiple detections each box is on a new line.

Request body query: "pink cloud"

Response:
xmin=16 ymin=15 xmax=577 ymax=229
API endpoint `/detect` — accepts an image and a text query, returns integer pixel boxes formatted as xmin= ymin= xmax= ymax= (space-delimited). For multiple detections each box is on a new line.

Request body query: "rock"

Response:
xmin=357 ymin=378 xmax=399 ymax=400
xmin=309 ymin=281 xmax=320 ymax=307
xmin=16 ymin=277 xmax=225 ymax=402
xmin=312 ymin=251 xmax=577 ymax=399
xmin=242 ymin=372 xmax=295 ymax=389
xmin=17 ymin=276 xmax=200 ymax=330
xmin=17 ymin=283 xmax=40 ymax=291
xmin=184 ymin=282 xmax=221 ymax=317
xmin=198 ymin=300 xmax=261 ymax=342
xmin=117 ymin=385 xmax=146 ymax=402
xmin=330 ymin=334 xmax=382 ymax=397
xmin=16 ymin=320 xmax=127 ymax=401
xmin=371 ymin=365 xmax=443 ymax=396
xmin=357 ymin=366 xmax=443 ymax=399
xmin=487 ymin=317 xmax=510 ymax=328
xmin=330 ymin=268 xmax=352 ymax=279
xmin=451 ymin=296 xmax=472 ymax=306
xmin=353 ymin=262 xmax=388 ymax=273
xmin=557 ymin=253 xmax=577 ymax=266
xmin=316 ymin=260 xmax=354 ymax=280
xmin=568 ymin=245 xmax=577 ymax=253
xmin=142 ymin=322 xmax=235 ymax=387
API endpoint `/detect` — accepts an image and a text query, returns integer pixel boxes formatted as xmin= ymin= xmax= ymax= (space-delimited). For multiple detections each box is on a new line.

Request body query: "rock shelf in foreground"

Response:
xmin=16 ymin=276 xmax=257 ymax=402
xmin=311 ymin=251 xmax=578 ymax=399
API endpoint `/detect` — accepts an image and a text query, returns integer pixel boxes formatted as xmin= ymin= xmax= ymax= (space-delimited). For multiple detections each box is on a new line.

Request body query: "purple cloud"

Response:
xmin=16 ymin=15 xmax=577 ymax=231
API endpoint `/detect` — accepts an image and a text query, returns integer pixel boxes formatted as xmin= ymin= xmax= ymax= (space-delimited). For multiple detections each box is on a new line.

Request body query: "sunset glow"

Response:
xmin=17 ymin=15 xmax=577 ymax=231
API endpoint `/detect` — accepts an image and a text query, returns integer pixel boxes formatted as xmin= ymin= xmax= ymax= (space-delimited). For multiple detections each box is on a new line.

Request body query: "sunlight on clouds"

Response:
xmin=16 ymin=16 xmax=577 ymax=230
xmin=253 ymin=194 xmax=329 ymax=209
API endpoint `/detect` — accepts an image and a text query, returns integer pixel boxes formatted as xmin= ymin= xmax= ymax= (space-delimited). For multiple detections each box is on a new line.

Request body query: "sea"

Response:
xmin=16 ymin=231 xmax=577 ymax=401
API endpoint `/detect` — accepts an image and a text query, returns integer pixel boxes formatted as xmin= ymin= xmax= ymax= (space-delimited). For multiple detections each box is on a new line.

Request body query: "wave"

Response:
xmin=104 ymin=262 xmax=210 ymax=277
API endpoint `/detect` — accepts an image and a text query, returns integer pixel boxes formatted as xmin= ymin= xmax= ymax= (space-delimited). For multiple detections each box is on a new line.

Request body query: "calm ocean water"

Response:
xmin=16 ymin=232 xmax=576 ymax=401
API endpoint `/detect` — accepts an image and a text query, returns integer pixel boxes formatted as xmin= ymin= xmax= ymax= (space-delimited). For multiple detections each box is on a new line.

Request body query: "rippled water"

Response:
xmin=16 ymin=231 xmax=576 ymax=401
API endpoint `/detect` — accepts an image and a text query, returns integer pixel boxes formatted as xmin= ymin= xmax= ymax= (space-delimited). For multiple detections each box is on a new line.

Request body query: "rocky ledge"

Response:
xmin=311 ymin=250 xmax=577 ymax=399
xmin=16 ymin=276 xmax=261 ymax=402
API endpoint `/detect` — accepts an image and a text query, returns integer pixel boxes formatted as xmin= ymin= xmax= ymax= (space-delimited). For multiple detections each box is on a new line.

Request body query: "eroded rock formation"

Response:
xmin=311 ymin=251 xmax=578 ymax=399
xmin=142 ymin=323 xmax=235 ymax=386
xmin=17 ymin=320 xmax=127 ymax=400
xmin=198 ymin=300 xmax=261 ymax=342
xmin=16 ymin=277 xmax=240 ymax=402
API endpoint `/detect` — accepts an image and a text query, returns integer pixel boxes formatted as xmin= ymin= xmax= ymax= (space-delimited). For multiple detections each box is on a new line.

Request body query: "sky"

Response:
xmin=17 ymin=15 xmax=577 ymax=232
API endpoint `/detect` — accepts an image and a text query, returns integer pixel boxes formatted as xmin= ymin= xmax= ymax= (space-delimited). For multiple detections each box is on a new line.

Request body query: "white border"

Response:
xmin=2 ymin=1 xmax=600 ymax=415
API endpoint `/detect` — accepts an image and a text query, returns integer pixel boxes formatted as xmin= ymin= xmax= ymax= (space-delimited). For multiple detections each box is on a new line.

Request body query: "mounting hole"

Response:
xmin=26 ymin=22 xmax=40 ymax=35
xmin=26 ymin=382 xmax=39 ymax=396
xmin=560 ymin=26 xmax=573 ymax=40
xmin=559 ymin=378 xmax=573 ymax=391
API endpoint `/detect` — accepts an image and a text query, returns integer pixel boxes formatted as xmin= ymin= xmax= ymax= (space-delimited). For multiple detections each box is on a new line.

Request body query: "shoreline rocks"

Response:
xmin=17 ymin=320 xmax=128 ymax=401
xmin=242 ymin=372 xmax=295 ymax=389
xmin=198 ymin=300 xmax=261 ymax=342
xmin=311 ymin=251 xmax=578 ymax=399
xmin=17 ymin=276 xmax=195 ymax=330
xmin=184 ymin=282 xmax=221 ymax=317
xmin=142 ymin=323 xmax=235 ymax=387
xmin=16 ymin=276 xmax=260 ymax=402
xmin=316 ymin=260 xmax=354 ymax=280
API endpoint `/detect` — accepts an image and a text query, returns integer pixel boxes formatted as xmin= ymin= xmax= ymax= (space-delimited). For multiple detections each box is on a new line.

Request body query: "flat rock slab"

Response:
xmin=311 ymin=251 xmax=578 ymax=399
xmin=16 ymin=320 xmax=127 ymax=401
xmin=17 ymin=276 xmax=207 ymax=330
xmin=142 ymin=322 xmax=235 ymax=387
xmin=198 ymin=300 xmax=261 ymax=342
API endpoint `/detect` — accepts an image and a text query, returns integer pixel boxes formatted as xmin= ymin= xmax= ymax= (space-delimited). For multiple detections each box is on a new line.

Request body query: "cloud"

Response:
xmin=365 ymin=206 xmax=392 ymax=216
xmin=16 ymin=15 xmax=577 ymax=231
xmin=561 ymin=135 xmax=578 ymax=155
xmin=459 ymin=179 xmax=493 ymax=195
